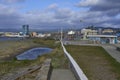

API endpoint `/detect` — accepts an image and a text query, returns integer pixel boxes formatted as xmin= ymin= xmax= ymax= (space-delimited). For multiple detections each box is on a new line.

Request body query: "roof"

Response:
xmin=68 ymin=31 xmax=75 ymax=35
xmin=87 ymin=35 xmax=117 ymax=38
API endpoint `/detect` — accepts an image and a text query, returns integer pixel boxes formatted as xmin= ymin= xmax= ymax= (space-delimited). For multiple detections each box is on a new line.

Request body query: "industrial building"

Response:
xmin=87 ymin=35 xmax=117 ymax=44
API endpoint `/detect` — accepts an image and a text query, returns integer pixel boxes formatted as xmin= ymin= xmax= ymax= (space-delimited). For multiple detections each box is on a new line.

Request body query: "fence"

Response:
xmin=61 ymin=41 xmax=88 ymax=80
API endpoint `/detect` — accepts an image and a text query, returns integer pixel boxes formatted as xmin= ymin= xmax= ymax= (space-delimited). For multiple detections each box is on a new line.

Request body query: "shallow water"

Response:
xmin=16 ymin=47 xmax=52 ymax=60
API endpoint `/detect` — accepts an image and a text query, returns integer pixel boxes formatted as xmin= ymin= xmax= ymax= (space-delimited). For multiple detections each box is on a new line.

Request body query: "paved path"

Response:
xmin=102 ymin=44 xmax=120 ymax=63
xmin=50 ymin=69 xmax=76 ymax=80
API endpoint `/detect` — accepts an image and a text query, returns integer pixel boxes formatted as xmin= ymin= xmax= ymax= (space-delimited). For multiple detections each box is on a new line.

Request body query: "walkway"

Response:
xmin=102 ymin=44 xmax=120 ymax=63
xmin=50 ymin=69 xmax=76 ymax=80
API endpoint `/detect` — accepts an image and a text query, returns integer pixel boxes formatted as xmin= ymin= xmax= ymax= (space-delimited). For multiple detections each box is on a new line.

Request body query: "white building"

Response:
xmin=68 ymin=31 xmax=75 ymax=35
xmin=87 ymin=35 xmax=117 ymax=44
xmin=81 ymin=29 xmax=98 ymax=39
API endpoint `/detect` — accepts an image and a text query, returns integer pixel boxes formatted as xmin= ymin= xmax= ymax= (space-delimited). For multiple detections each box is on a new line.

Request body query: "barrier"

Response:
xmin=61 ymin=41 xmax=88 ymax=80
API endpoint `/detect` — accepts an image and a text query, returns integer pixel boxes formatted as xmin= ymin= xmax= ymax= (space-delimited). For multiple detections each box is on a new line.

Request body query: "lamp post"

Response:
xmin=61 ymin=27 xmax=63 ymax=41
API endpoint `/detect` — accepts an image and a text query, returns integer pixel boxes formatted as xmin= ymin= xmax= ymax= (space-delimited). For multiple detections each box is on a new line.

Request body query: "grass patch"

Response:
xmin=44 ymin=44 xmax=69 ymax=69
xmin=65 ymin=45 xmax=120 ymax=80
xmin=32 ymin=38 xmax=55 ymax=48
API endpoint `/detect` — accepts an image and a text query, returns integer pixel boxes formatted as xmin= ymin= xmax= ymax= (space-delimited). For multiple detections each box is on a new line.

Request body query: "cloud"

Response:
xmin=78 ymin=0 xmax=120 ymax=17
xmin=76 ymin=0 xmax=100 ymax=7
xmin=0 ymin=4 xmax=23 ymax=28
xmin=23 ymin=10 xmax=73 ymax=29
xmin=74 ymin=0 xmax=120 ymax=28
xmin=0 ymin=2 xmax=120 ymax=30
xmin=1 ymin=0 xmax=25 ymax=3
xmin=54 ymin=8 xmax=74 ymax=19
xmin=76 ymin=0 xmax=120 ymax=16
xmin=47 ymin=3 xmax=58 ymax=10
xmin=77 ymin=0 xmax=120 ymax=10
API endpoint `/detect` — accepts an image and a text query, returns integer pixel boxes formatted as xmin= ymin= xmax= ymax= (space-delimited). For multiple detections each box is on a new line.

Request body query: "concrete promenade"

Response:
xmin=50 ymin=69 xmax=76 ymax=80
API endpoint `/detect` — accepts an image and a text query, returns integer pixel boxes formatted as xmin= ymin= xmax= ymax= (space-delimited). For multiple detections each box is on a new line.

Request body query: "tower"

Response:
xmin=22 ymin=25 xmax=29 ymax=36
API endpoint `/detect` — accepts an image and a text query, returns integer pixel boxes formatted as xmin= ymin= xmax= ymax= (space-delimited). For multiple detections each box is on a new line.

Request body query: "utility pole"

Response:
xmin=60 ymin=27 xmax=63 ymax=41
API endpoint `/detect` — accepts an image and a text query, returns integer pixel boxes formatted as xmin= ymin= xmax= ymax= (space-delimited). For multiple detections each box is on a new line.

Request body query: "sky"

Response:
xmin=0 ymin=0 xmax=120 ymax=30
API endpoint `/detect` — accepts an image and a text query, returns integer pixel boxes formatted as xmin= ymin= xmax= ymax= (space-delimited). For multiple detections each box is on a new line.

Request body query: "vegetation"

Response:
xmin=44 ymin=44 xmax=68 ymax=69
xmin=32 ymin=38 xmax=69 ymax=68
xmin=32 ymin=38 xmax=55 ymax=48
xmin=65 ymin=45 xmax=120 ymax=80
xmin=0 ymin=38 xmax=68 ymax=78
xmin=0 ymin=56 xmax=45 ymax=78
xmin=0 ymin=40 xmax=39 ymax=60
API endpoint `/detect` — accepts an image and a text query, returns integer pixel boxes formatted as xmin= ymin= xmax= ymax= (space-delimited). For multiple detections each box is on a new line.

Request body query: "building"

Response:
xmin=66 ymin=31 xmax=76 ymax=40
xmin=31 ymin=32 xmax=38 ymax=37
xmin=37 ymin=33 xmax=51 ymax=38
xmin=4 ymin=32 xmax=21 ymax=37
xmin=81 ymin=29 xmax=98 ymax=39
xmin=22 ymin=25 xmax=29 ymax=36
xmin=102 ymin=28 xmax=114 ymax=35
xmin=68 ymin=31 xmax=75 ymax=35
xmin=87 ymin=35 xmax=117 ymax=44
xmin=0 ymin=32 xmax=4 ymax=37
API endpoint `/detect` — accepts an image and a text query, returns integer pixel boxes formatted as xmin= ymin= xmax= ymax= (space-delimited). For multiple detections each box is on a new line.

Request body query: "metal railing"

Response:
xmin=61 ymin=41 xmax=88 ymax=80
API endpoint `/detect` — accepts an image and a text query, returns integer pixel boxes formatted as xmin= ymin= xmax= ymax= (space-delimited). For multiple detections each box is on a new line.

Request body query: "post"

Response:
xmin=61 ymin=27 xmax=63 ymax=41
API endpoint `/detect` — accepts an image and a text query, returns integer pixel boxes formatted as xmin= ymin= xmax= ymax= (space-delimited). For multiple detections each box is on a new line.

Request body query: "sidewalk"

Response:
xmin=50 ymin=69 xmax=76 ymax=80
xmin=102 ymin=44 xmax=120 ymax=63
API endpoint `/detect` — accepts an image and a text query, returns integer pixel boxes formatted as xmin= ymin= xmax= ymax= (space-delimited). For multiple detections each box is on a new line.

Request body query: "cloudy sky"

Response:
xmin=0 ymin=0 xmax=120 ymax=29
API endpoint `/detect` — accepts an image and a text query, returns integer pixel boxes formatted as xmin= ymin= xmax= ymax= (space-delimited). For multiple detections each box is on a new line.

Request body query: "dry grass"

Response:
xmin=65 ymin=45 xmax=120 ymax=80
xmin=0 ymin=40 xmax=39 ymax=60
xmin=45 ymin=45 xmax=69 ymax=69
xmin=0 ymin=39 xmax=54 ymax=77
xmin=0 ymin=56 xmax=46 ymax=77
xmin=0 ymin=39 xmax=68 ymax=78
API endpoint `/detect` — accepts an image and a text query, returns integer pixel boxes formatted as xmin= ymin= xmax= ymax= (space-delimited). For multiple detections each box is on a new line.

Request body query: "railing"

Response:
xmin=61 ymin=41 xmax=88 ymax=80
